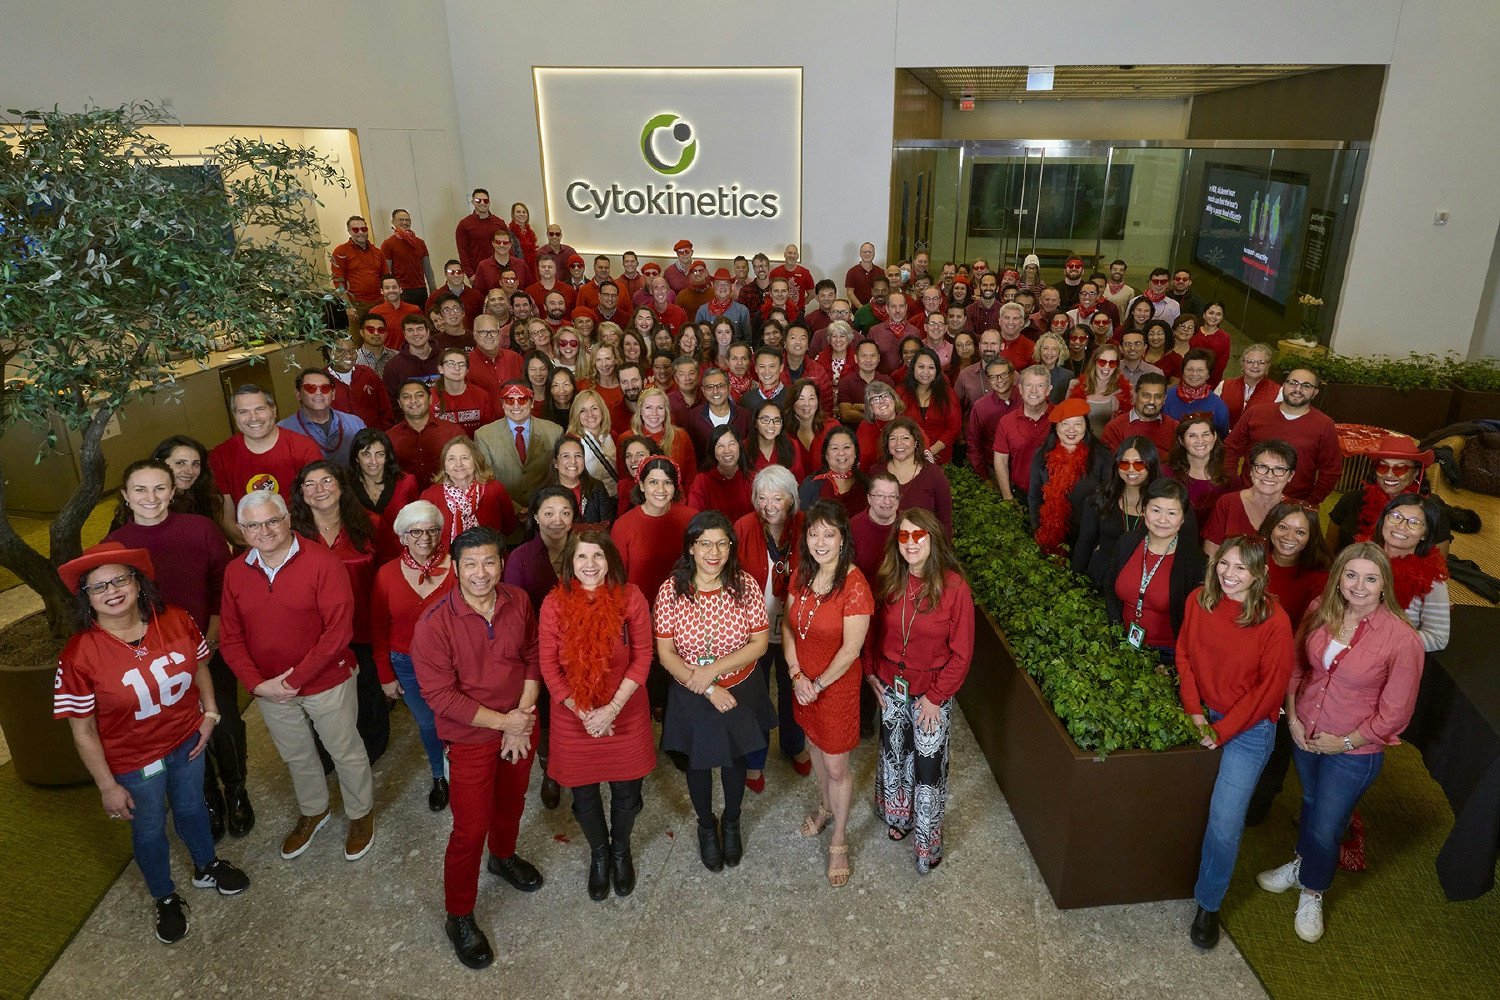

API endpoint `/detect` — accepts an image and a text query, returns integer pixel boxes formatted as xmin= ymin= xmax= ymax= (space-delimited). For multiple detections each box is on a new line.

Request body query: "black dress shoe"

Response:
xmin=444 ymin=913 xmax=494 ymax=969
xmin=587 ymin=846 xmax=612 ymax=902
xmin=1190 ymin=906 xmax=1220 ymax=949
xmin=225 ymin=786 xmax=254 ymax=838
xmin=540 ymin=775 xmax=561 ymax=810
xmin=697 ymin=819 xmax=723 ymax=872
xmin=721 ymin=818 xmax=743 ymax=867
xmin=611 ymin=841 xmax=636 ymax=897
xmin=487 ymin=854 xmax=544 ymax=892
xmin=205 ymin=786 xmax=226 ymax=843
xmin=428 ymin=777 xmax=450 ymax=812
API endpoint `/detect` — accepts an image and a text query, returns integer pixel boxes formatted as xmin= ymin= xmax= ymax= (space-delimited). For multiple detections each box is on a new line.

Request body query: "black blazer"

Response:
xmin=1074 ymin=483 xmax=1201 ymax=590
xmin=1103 ymin=524 xmax=1207 ymax=637
xmin=1027 ymin=440 xmax=1112 ymax=546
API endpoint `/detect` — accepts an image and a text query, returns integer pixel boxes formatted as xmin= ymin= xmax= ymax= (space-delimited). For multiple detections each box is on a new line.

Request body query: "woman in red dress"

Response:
xmin=784 ymin=502 xmax=874 ymax=887
xmin=1203 ymin=439 xmax=1296 ymax=557
xmin=538 ymin=530 xmax=655 ymax=900
xmin=420 ymin=436 xmax=518 ymax=547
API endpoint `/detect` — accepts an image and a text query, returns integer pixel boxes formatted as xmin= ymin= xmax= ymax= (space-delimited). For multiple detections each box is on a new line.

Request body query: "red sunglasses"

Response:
xmin=896 ymin=529 xmax=930 ymax=544
xmin=1117 ymin=460 xmax=1147 ymax=472
xmin=1096 ymin=358 xmax=1120 ymax=369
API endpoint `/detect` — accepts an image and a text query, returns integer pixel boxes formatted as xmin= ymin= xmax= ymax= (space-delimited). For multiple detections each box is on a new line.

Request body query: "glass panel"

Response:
xmin=1099 ymin=147 xmax=1187 ymax=289
xmin=889 ymin=146 xmax=961 ymax=268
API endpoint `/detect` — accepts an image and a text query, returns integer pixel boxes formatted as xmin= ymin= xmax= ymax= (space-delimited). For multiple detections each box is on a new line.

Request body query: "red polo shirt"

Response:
xmin=331 ymin=240 xmax=387 ymax=302
xmin=992 ymin=405 xmax=1052 ymax=495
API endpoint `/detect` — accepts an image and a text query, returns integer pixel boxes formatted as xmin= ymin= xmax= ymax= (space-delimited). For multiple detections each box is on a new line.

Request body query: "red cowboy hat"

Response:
xmin=58 ymin=542 xmax=156 ymax=593
xmin=1366 ymin=433 xmax=1434 ymax=467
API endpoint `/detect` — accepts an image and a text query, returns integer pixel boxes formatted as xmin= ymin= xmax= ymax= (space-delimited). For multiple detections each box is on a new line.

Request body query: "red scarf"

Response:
xmin=887 ymin=321 xmax=909 ymax=339
xmin=727 ymin=372 xmax=754 ymax=399
xmin=1145 ymin=286 xmax=1167 ymax=303
xmin=510 ymin=222 xmax=537 ymax=267
xmin=1389 ymin=549 xmax=1449 ymax=611
xmin=1176 ymin=382 xmax=1213 ymax=404
xmin=401 ymin=549 xmax=449 ymax=584
xmin=549 ymin=582 xmax=626 ymax=711
xmin=1036 ymin=443 xmax=1089 ymax=554
xmin=391 ymin=227 xmax=422 ymax=250
xmin=1107 ymin=280 xmax=1126 ymax=296
xmin=707 ymin=296 xmax=733 ymax=317
xmin=1354 ymin=483 xmax=1418 ymax=542
xmin=815 ymin=470 xmax=854 ymax=482
xmin=870 ymin=302 xmax=889 ymax=323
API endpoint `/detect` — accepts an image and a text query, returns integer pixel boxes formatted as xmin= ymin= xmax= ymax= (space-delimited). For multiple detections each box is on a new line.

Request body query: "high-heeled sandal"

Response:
xmin=827 ymin=844 xmax=850 ymax=887
xmin=800 ymin=807 xmax=833 ymax=838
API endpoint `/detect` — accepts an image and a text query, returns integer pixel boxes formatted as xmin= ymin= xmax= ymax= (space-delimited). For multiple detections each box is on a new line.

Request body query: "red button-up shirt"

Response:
xmin=1292 ymin=604 xmax=1425 ymax=753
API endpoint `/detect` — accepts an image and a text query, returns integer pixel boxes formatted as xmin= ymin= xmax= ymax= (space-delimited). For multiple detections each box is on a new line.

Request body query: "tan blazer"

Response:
xmin=474 ymin=416 xmax=563 ymax=508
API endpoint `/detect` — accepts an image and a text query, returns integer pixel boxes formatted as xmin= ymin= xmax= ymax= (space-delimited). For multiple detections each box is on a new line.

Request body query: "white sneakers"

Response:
xmin=1256 ymin=857 xmax=1302 ymax=893
xmin=1258 ymin=857 xmax=1324 ymax=943
xmin=1294 ymin=891 xmax=1325 ymax=943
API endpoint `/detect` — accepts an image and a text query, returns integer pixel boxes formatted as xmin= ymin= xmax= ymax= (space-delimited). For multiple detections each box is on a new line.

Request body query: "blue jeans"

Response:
xmin=1293 ymin=745 xmax=1384 ymax=891
xmin=391 ymin=651 xmax=446 ymax=779
xmin=745 ymin=644 xmax=805 ymax=770
xmin=114 ymin=731 xmax=217 ymax=899
xmin=1194 ymin=712 xmax=1275 ymax=911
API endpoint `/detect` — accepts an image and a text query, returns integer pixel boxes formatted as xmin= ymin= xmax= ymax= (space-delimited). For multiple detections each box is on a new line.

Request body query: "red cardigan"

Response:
xmin=734 ymin=510 xmax=804 ymax=604
xmin=220 ymin=540 xmax=355 ymax=697
xmin=1175 ymin=590 xmax=1295 ymax=744
xmin=895 ymin=386 xmax=962 ymax=453
xmin=370 ymin=559 xmax=455 ymax=683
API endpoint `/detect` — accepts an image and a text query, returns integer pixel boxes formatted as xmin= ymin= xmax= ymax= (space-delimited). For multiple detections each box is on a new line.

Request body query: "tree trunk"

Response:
xmin=0 ymin=405 xmax=115 ymax=639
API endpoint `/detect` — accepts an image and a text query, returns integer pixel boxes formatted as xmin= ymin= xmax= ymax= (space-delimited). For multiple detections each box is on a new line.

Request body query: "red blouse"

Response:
xmin=894 ymin=386 xmax=961 ymax=453
xmin=866 ymin=570 xmax=975 ymax=702
xmin=370 ymin=558 xmax=455 ymax=683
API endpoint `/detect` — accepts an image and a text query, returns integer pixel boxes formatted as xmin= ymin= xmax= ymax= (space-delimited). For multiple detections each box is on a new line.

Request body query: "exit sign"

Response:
xmin=958 ymin=96 xmax=975 ymax=111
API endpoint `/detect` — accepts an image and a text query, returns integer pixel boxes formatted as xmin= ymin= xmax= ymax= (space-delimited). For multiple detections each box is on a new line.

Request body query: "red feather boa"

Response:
xmin=1353 ymin=482 xmax=1419 ymax=542
xmin=548 ymin=581 xmax=626 ymax=711
xmin=1389 ymin=549 xmax=1448 ymax=611
xmin=1036 ymin=443 xmax=1089 ymax=554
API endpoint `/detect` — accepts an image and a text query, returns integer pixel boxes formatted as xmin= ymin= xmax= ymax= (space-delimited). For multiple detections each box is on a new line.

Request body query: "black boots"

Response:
xmin=573 ymin=793 xmax=612 ymax=901
xmin=722 ymin=817 xmax=743 ymax=867
xmin=610 ymin=795 xmax=641 ymax=897
xmin=698 ymin=816 xmax=724 ymax=872
xmin=204 ymin=781 xmax=226 ymax=842
xmin=445 ymin=913 xmax=493 ymax=969
xmin=1190 ymin=906 xmax=1220 ymax=949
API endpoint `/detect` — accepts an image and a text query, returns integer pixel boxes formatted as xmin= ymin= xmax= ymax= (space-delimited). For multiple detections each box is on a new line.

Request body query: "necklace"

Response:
xmin=97 ymin=615 xmax=153 ymax=659
xmin=792 ymin=575 xmax=835 ymax=641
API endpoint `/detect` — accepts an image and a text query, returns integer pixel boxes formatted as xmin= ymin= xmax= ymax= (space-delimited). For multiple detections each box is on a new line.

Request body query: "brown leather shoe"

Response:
xmin=280 ymin=809 xmax=330 ymax=859
xmin=344 ymin=813 xmax=375 ymax=861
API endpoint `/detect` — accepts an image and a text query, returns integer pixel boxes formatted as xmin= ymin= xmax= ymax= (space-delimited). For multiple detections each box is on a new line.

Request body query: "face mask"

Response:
xmin=900 ymin=268 xmax=910 ymax=283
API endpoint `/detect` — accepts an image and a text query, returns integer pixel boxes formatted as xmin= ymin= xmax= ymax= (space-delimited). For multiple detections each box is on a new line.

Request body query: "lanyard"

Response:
xmin=764 ymin=525 xmax=791 ymax=587
xmin=897 ymin=577 xmax=923 ymax=675
xmin=1133 ymin=538 xmax=1176 ymax=619
xmin=693 ymin=588 xmax=721 ymax=658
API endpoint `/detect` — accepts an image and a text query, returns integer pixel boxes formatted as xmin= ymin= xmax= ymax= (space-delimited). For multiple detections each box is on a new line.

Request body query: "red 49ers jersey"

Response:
xmin=54 ymin=606 xmax=209 ymax=773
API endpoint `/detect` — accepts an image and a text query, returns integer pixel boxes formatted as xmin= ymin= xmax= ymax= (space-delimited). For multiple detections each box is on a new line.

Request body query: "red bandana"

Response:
xmin=549 ymin=581 xmax=626 ymax=711
xmin=1389 ymin=549 xmax=1449 ymax=611
xmin=391 ymin=228 xmax=422 ymax=250
xmin=401 ymin=549 xmax=449 ymax=585
xmin=1145 ymin=287 xmax=1167 ymax=303
xmin=707 ymin=297 xmax=733 ymax=317
xmin=1176 ymin=382 xmax=1213 ymax=404
xmin=1036 ymin=443 xmax=1090 ymax=554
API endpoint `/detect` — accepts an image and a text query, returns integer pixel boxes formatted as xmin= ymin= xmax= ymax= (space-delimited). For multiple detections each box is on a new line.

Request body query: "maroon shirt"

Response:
xmin=992 ymin=406 xmax=1052 ymax=495
xmin=411 ymin=584 xmax=540 ymax=745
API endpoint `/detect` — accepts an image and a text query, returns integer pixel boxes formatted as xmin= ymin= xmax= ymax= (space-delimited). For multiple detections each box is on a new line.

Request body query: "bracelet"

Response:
xmin=1343 ymin=734 xmax=1356 ymax=752
xmin=813 ymin=677 xmax=825 ymax=692
xmin=704 ymin=684 xmax=719 ymax=699
xmin=204 ymin=711 xmax=222 ymax=724
xmin=789 ymin=669 xmax=803 ymax=682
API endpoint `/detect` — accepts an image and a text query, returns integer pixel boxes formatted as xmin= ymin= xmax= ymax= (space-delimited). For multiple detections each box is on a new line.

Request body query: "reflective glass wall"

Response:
xmin=890 ymin=140 xmax=1364 ymax=343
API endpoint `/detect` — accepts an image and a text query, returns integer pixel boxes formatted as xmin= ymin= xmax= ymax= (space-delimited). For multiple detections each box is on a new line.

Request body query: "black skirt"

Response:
xmin=660 ymin=664 xmax=777 ymax=769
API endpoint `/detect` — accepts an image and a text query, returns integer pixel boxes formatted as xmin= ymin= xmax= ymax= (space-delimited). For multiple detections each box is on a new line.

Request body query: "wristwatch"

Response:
xmin=1342 ymin=734 xmax=1356 ymax=752
xmin=705 ymin=684 xmax=719 ymax=699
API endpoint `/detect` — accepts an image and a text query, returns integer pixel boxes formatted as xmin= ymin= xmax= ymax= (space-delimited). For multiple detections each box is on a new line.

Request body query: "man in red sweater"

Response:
xmin=1101 ymin=373 xmax=1177 ymax=455
xmin=473 ymin=231 xmax=531 ymax=297
xmin=368 ymin=276 xmax=422 ymax=349
xmin=219 ymin=492 xmax=373 ymax=863
xmin=411 ymin=526 xmax=542 ymax=970
xmin=454 ymin=189 xmax=505 ymax=278
xmin=646 ymin=276 xmax=689 ymax=334
xmin=1222 ymin=368 xmax=1343 ymax=504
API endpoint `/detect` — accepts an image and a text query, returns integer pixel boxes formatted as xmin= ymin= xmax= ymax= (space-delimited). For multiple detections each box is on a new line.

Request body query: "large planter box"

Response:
xmin=958 ymin=607 xmax=1221 ymax=909
xmin=1316 ymin=382 xmax=1454 ymax=439
xmin=1449 ymin=387 xmax=1500 ymax=425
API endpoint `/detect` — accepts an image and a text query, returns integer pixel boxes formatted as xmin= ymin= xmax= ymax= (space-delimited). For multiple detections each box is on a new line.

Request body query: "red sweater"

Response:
xmin=1175 ymin=591 xmax=1295 ymax=743
xmin=1223 ymin=404 xmax=1343 ymax=504
xmin=895 ymin=387 xmax=962 ymax=453
xmin=370 ymin=560 xmax=455 ymax=683
xmin=867 ymin=570 xmax=975 ymax=702
xmin=686 ymin=467 xmax=754 ymax=522
xmin=611 ymin=503 xmax=699 ymax=606
xmin=220 ymin=540 xmax=355 ymax=697
xmin=410 ymin=584 xmax=540 ymax=744
xmin=332 ymin=364 xmax=395 ymax=430
xmin=104 ymin=513 xmax=229 ymax=631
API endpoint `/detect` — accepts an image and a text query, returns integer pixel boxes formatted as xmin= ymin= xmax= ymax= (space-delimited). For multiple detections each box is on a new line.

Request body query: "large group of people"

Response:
xmin=50 ymin=208 xmax=1443 ymax=963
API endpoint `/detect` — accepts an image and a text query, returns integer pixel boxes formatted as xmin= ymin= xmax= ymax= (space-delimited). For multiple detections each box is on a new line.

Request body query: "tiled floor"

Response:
xmin=33 ymin=702 xmax=1268 ymax=1000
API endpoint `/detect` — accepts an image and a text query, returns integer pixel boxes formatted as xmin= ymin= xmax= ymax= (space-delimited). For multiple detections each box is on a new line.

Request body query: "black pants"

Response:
xmin=1245 ymin=716 xmax=1296 ymax=827
xmin=202 ymin=651 xmax=248 ymax=792
xmin=316 ymin=645 xmax=390 ymax=771
xmin=400 ymin=287 xmax=428 ymax=308
xmin=570 ymin=779 xmax=644 ymax=818
xmin=685 ymin=757 xmax=747 ymax=828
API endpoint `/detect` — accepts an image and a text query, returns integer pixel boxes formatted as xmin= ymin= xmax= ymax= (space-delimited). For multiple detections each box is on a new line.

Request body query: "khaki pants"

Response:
xmin=258 ymin=674 xmax=373 ymax=819
xmin=346 ymin=298 xmax=380 ymax=335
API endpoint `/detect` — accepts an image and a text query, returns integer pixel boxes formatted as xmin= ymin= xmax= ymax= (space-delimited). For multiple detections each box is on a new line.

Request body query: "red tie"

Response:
xmin=514 ymin=425 xmax=527 ymax=464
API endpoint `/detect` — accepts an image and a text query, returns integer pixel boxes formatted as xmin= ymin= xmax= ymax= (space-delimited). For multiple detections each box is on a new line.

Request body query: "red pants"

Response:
xmin=444 ymin=732 xmax=536 ymax=915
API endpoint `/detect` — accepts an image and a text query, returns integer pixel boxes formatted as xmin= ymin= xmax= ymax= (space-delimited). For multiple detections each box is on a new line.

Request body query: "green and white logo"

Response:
xmin=640 ymin=114 xmax=697 ymax=175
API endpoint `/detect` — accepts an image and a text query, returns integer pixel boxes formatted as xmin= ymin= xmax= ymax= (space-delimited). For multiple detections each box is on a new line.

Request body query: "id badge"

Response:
xmin=696 ymin=655 xmax=716 ymax=668
xmin=1126 ymin=623 xmax=1146 ymax=649
xmin=893 ymin=676 xmax=910 ymax=704
xmin=141 ymin=759 xmax=165 ymax=779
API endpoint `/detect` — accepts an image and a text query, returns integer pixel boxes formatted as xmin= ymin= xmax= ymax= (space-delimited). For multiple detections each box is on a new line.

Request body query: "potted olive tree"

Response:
xmin=0 ymin=102 xmax=345 ymax=783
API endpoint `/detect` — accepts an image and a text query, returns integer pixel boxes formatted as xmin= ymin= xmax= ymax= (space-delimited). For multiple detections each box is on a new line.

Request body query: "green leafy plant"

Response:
xmin=0 ymin=102 xmax=347 ymax=639
xmin=1271 ymin=350 xmax=1452 ymax=392
xmin=1443 ymin=357 xmax=1500 ymax=393
xmin=946 ymin=467 xmax=1196 ymax=756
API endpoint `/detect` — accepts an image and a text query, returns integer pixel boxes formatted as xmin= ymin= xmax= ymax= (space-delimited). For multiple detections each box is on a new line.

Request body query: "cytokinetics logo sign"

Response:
xmin=641 ymin=114 xmax=697 ymax=175
xmin=535 ymin=67 xmax=801 ymax=259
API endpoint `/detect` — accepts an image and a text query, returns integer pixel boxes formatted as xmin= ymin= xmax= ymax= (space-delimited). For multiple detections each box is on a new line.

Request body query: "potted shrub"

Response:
xmin=946 ymin=468 xmax=1220 ymax=908
xmin=0 ymin=103 xmax=344 ymax=783
xmin=1272 ymin=350 xmax=1455 ymax=438
xmin=1444 ymin=358 xmax=1500 ymax=424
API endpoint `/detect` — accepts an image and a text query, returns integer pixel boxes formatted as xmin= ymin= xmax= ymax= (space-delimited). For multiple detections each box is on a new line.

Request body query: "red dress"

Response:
xmin=787 ymin=569 xmax=875 ymax=754
xmin=538 ymin=583 xmax=656 ymax=786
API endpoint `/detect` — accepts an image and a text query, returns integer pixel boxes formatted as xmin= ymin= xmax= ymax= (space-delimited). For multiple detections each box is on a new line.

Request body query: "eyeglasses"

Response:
xmin=758 ymin=415 xmax=783 ymax=425
xmin=548 ymin=231 xmax=562 ymax=237
xmin=302 ymin=383 xmax=335 ymax=395
xmin=694 ymin=538 xmax=732 ymax=551
xmin=897 ymin=529 xmax=930 ymax=544
xmin=403 ymin=527 xmax=441 ymax=538
xmin=301 ymin=475 xmax=338 ymax=490
xmin=1251 ymin=462 xmax=1292 ymax=478
xmin=1375 ymin=461 xmax=1414 ymax=476
xmin=1283 ymin=378 xmax=1317 ymax=390
xmin=240 ymin=514 xmax=288 ymax=533
xmin=493 ymin=239 xmax=511 ymax=247
xmin=1385 ymin=509 xmax=1426 ymax=529
xmin=868 ymin=492 xmax=901 ymax=504
xmin=1095 ymin=358 xmax=1119 ymax=369
xmin=441 ymin=359 xmax=469 ymax=368
xmin=473 ymin=197 xmax=490 ymax=204
xmin=349 ymin=226 xmax=369 ymax=234
xmin=1117 ymin=460 xmax=1148 ymax=472
xmin=82 ymin=572 xmax=135 ymax=596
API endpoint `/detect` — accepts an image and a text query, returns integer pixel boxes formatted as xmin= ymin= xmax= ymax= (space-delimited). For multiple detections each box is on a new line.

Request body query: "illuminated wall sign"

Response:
xmin=534 ymin=67 xmax=802 ymax=259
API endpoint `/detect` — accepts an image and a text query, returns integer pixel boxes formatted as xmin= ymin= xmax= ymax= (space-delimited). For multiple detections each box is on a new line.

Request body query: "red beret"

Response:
xmin=1049 ymin=398 xmax=1092 ymax=423
xmin=673 ymin=239 xmax=693 ymax=252
xmin=641 ymin=262 xmax=662 ymax=276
